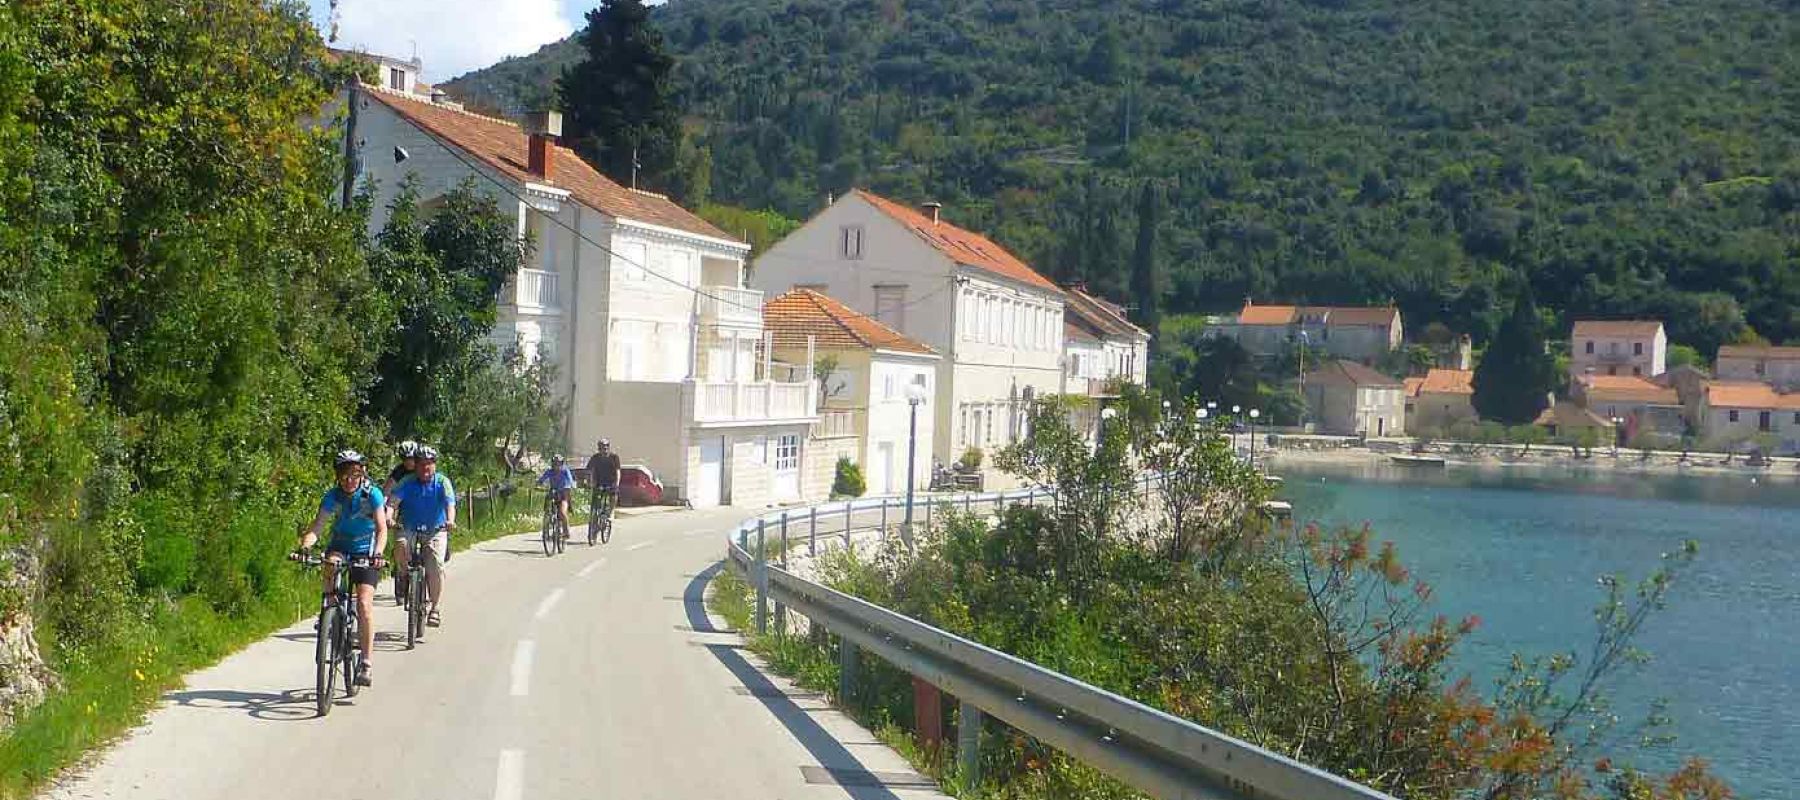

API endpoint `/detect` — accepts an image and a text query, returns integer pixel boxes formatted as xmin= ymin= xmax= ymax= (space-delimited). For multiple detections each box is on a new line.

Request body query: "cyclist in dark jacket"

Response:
xmin=585 ymin=439 xmax=622 ymax=518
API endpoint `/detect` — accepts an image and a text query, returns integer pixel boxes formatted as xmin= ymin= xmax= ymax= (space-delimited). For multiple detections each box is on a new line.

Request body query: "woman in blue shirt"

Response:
xmin=298 ymin=450 xmax=387 ymax=686
xmin=537 ymin=454 xmax=577 ymax=529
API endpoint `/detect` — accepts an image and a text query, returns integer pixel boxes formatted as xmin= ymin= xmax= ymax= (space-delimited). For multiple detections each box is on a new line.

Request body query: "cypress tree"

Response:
xmin=1472 ymin=283 xmax=1556 ymax=425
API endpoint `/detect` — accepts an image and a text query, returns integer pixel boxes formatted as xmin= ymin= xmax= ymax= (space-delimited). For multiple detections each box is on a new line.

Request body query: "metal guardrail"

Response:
xmin=721 ymin=485 xmax=1396 ymax=800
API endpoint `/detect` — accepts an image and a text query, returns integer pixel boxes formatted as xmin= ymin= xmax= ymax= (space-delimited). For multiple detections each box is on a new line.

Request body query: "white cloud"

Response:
xmin=331 ymin=0 xmax=575 ymax=81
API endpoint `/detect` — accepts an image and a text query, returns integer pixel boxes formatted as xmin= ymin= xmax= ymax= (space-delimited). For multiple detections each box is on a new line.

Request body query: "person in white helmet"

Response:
xmin=298 ymin=450 xmax=387 ymax=686
xmin=386 ymin=446 xmax=455 ymax=628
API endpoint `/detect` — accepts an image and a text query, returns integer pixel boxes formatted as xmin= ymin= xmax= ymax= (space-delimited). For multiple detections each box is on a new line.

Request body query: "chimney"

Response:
xmin=523 ymin=110 xmax=562 ymax=181
xmin=921 ymin=201 xmax=942 ymax=225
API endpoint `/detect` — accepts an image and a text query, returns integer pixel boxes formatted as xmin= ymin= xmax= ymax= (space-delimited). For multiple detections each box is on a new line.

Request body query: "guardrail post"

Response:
xmin=913 ymin=676 xmax=944 ymax=749
xmin=880 ymin=497 xmax=888 ymax=537
xmin=838 ymin=637 xmax=858 ymax=705
xmin=754 ymin=519 xmax=768 ymax=636
xmin=965 ymin=493 xmax=973 ymax=513
xmin=958 ymin=699 xmax=982 ymax=785
xmin=809 ymin=506 xmax=818 ymax=556
xmin=843 ymin=500 xmax=852 ymax=547
xmin=779 ymin=512 xmax=789 ymax=568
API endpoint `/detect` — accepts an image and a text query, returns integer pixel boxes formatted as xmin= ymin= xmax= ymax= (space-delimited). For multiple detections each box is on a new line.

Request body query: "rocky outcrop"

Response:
xmin=0 ymin=547 xmax=55 ymax=732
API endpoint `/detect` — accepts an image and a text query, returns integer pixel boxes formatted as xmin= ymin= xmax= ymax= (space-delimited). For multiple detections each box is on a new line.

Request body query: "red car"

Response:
xmin=617 ymin=463 xmax=664 ymax=507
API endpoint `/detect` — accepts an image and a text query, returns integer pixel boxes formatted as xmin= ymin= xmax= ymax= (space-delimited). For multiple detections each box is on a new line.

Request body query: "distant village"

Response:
xmin=340 ymin=49 xmax=1797 ymax=509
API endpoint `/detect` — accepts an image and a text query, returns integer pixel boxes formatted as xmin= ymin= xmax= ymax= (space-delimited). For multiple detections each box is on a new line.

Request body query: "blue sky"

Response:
xmin=303 ymin=1 xmax=657 ymax=81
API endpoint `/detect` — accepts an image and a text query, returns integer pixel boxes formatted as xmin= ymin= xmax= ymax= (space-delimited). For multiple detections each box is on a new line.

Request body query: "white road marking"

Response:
xmin=494 ymin=749 xmax=524 ymax=800
xmin=533 ymin=588 xmax=565 ymax=620
xmin=627 ymin=541 xmax=655 ymax=552
xmin=577 ymin=558 xmax=606 ymax=578
xmin=510 ymin=641 xmax=535 ymax=697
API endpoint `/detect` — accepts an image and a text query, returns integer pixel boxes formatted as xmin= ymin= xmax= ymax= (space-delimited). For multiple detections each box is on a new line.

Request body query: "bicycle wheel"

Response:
xmin=557 ymin=512 xmax=569 ymax=554
xmin=541 ymin=508 xmax=555 ymax=557
xmin=315 ymin=605 xmax=340 ymax=717
xmin=342 ymin=615 xmax=361 ymax=698
xmin=587 ymin=494 xmax=599 ymax=545
xmin=600 ymin=498 xmax=613 ymax=544
xmin=406 ymin=569 xmax=424 ymax=649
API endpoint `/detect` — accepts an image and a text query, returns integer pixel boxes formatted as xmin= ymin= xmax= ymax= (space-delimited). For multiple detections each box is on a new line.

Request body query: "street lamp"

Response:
xmin=1609 ymin=416 xmax=1624 ymax=456
xmin=1249 ymin=408 xmax=1262 ymax=469
xmin=903 ymin=382 xmax=930 ymax=539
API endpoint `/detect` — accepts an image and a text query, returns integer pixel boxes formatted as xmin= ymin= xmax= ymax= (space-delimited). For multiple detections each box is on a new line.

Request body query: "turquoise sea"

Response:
xmin=1277 ymin=461 xmax=1798 ymax=799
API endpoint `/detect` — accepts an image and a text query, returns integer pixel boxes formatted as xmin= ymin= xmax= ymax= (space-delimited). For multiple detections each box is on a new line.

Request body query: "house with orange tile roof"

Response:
xmin=763 ymin=289 xmax=941 ymax=496
xmin=1715 ymin=344 xmax=1800 ymax=391
xmin=1062 ymin=286 xmax=1151 ymax=398
xmin=1402 ymin=368 xmax=1476 ymax=434
xmin=1569 ymin=320 xmax=1665 ymax=381
xmin=1303 ymin=360 xmax=1406 ymax=437
xmin=1700 ymin=381 xmax=1800 ymax=453
xmin=1211 ymin=300 xmax=1403 ymax=364
xmin=1572 ymin=374 xmax=1685 ymax=444
xmin=339 ymin=61 xmax=815 ymax=508
xmin=754 ymin=190 xmax=1069 ymax=481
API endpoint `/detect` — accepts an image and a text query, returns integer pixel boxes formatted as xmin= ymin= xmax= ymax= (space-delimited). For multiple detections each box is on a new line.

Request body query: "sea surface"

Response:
xmin=1277 ymin=461 xmax=1798 ymax=799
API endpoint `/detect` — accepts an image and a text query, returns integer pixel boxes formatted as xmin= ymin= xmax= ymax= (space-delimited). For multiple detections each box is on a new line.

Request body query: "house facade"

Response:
xmin=1573 ymin=374 xmax=1684 ymax=443
xmin=1061 ymin=287 xmax=1151 ymax=396
xmin=1716 ymin=345 xmax=1800 ymax=391
xmin=1210 ymin=301 xmax=1402 ymax=364
xmin=1402 ymin=368 xmax=1475 ymax=434
xmin=1304 ymin=360 xmax=1406 ymax=437
xmin=1700 ymin=382 xmax=1800 ymax=453
xmin=1569 ymin=320 xmax=1666 ymax=380
xmin=764 ymin=289 xmax=940 ymax=497
xmin=754 ymin=190 xmax=1066 ymax=484
xmin=345 ymin=80 xmax=816 ymax=507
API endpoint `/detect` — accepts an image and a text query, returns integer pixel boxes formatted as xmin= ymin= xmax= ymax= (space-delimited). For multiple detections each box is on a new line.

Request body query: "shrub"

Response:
xmin=959 ymin=446 xmax=984 ymax=471
xmin=831 ymin=456 xmax=866 ymax=498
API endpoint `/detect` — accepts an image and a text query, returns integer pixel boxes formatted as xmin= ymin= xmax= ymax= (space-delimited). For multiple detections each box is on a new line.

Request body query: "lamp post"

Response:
xmin=903 ymin=382 xmax=929 ymax=538
xmin=1297 ymin=330 xmax=1310 ymax=428
xmin=1249 ymin=408 xmax=1262 ymax=469
xmin=1610 ymin=416 xmax=1623 ymax=456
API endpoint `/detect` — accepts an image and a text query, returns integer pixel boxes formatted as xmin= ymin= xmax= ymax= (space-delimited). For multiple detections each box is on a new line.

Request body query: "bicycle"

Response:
xmin=292 ymin=549 xmax=375 ymax=716
xmin=588 ymin=486 xmax=615 ymax=546
xmin=399 ymin=526 xmax=440 ymax=649
xmin=541 ymin=489 xmax=569 ymax=557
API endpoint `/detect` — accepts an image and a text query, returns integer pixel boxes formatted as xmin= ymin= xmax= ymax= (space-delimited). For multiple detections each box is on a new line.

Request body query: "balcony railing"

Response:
xmin=814 ymin=407 xmax=862 ymax=439
xmin=698 ymin=285 xmax=764 ymax=328
xmin=513 ymin=268 xmax=558 ymax=310
xmin=692 ymin=378 xmax=817 ymax=423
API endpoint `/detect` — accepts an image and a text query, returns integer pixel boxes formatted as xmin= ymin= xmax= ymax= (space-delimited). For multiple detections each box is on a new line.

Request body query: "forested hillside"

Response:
xmin=448 ymin=0 xmax=1800 ymax=352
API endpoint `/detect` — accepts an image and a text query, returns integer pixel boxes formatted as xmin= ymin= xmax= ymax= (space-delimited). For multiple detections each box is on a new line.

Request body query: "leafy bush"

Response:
xmin=831 ymin=456 xmax=866 ymax=499
xmin=958 ymin=446 xmax=983 ymax=471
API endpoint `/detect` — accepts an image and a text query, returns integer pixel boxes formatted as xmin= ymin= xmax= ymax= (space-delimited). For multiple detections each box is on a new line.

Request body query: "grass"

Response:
xmin=0 ymin=489 xmax=579 ymax=800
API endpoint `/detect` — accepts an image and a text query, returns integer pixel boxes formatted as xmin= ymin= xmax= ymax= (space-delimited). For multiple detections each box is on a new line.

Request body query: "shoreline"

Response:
xmin=1261 ymin=444 xmax=1800 ymax=481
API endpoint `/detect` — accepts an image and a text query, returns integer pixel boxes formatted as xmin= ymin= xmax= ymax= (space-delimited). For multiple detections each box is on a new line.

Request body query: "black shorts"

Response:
xmin=327 ymin=551 xmax=383 ymax=586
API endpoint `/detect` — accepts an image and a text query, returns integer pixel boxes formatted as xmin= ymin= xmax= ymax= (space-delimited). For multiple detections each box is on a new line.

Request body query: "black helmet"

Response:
xmin=334 ymin=450 xmax=366 ymax=468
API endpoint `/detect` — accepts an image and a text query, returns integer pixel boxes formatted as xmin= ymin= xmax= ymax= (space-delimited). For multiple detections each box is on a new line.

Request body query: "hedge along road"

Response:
xmin=45 ymin=507 xmax=945 ymax=800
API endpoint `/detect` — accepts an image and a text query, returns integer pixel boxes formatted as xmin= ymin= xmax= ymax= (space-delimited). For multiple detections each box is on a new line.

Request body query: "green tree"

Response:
xmin=558 ymin=0 xmax=681 ymax=192
xmin=363 ymin=180 xmax=526 ymax=440
xmin=831 ymin=456 xmax=866 ymax=498
xmin=1473 ymin=284 xmax=1556 ymax=425
xmin=1129 ymin=183 xmax=1163 ymax=341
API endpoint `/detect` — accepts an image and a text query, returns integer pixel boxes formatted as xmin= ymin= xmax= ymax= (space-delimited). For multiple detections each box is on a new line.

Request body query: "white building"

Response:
xmin=1061 ymin=286 xmax=1150 ymax=397
xmin=754 ymin=190 xmax=1066 ymax=484
xmin=1570 ymin=320 xmax=1666 ymax=380
xmin=344 ymin=80 xmax=816 ymax=507
xmin=1303 ymin=360 xmax=1406 ymax=437
xmin=764 ymin=289 xmax=940 ymax=496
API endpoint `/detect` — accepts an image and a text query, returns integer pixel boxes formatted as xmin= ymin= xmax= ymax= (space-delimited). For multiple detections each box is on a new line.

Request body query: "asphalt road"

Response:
xmin=46 ymin=508 xmax=946 ymax=800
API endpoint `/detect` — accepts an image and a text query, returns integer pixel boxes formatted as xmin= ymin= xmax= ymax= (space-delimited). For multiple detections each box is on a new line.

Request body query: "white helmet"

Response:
xmin=398 ymin=440 xmax=421 ymax=458
xmin=334 ymin=450 xmax=366 ymax=468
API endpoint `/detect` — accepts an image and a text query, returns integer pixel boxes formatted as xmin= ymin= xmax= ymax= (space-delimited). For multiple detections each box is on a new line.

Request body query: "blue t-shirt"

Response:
xmin=319 ymin=483 xmax=385 ymax=555
xmin=392 ymin=472 xmax=456 ymax=532
xmin=537 ymin=466 xmax=576 ymax=491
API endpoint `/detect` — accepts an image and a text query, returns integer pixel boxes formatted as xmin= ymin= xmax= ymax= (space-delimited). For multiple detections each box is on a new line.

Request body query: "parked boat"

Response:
xmin=1389 ymin=454 xmax=1447 ymax=467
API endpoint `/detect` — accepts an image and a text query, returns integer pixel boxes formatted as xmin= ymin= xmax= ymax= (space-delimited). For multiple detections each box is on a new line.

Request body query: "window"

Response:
xmin=1759 ymin=411 xmax=1772 ymax=432
xmin=1584 ymin=340 xmax=1594 ymax=354
xmin=388 ymin=67 xmax=406 ymax=91
xmin=874 ymin=285 xmax=907 ymax=332
xmin=1756 ymin=361 xmax=1766 ymax=376
xmin=1729 ymin=410 xmax=1740 ymax=423
xmin=1609 ymin=342 xmax=1619 ymax=354
xmin=620 ymin=241 xmax=648 ymax=281
xmin=988 ymin=297 xmax=1001 ymax=344
xmin=985 ymin=406 xmax=995 ymax=443
xmin=1633 ymin=342 xmax=1644 ymax=356
xmin=840 ymin=225 xmax=864 ymax=260
xmin=1793 ymin=412 xmax=1799 ymax=425
xmin=774 ymin=434 xmax=801 ymax=471
xmin=882 ymin=373 xmax=896 ymax=400
xmin=1632 ymin=366 xmax=1641 ymax=376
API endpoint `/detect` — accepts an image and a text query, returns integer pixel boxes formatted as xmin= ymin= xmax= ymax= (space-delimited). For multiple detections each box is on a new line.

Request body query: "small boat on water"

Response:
xmin=1389 ymin=454 xmax=1447 ymax=467
xmin=1262 ymin=474 xmax=1284 ymax=486
xmin=1259 ymin=500 xmax=1293 ymax=519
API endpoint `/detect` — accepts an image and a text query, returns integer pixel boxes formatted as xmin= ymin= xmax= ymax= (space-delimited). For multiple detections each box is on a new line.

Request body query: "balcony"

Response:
xmin=698 ymin=285 xmax=763 ymax=328
xmin=813 ymin=407 xmax=863 ymax=440
xmin=512 ymin=268 xmax=559 ymax=311
xmin=692 ymin=378 xmax=817 ymax=424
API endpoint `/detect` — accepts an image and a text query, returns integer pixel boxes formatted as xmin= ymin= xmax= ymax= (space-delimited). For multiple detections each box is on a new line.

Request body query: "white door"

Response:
xmin=773 ymin=434 xmax=801 ymax=501
xmin=873 ymin=441 xmax=896 ymax=495
xmin=694 ymin=438 xmax=724 ymax=508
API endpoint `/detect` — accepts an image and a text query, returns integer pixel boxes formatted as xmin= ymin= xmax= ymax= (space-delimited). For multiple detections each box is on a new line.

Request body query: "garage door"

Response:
xmin=693 ymin=438 xmax=723 ymax=508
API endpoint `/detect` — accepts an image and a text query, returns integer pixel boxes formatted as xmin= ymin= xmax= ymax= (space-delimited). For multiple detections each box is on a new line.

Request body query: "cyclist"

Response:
xmin=387 ymin=446 xmax=455 ymax=628
xmin=384 ymin=440 xmax=421 ymax=604
xmin=537 ymin=454 xmax=577 ymax=529
xmin=584 ymin=439 xmax=622 ymax=523
xmin=297 ymin=450 xmax=387 ymax=686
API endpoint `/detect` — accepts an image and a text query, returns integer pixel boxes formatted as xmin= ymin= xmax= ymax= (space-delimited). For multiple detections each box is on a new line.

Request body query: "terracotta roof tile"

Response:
xmin=1237 ymin=302 xmax=1399 ymax=327
xmin=1718 ymin=344 xmax=1800 ymax=361
xmin=1306 ymin=359 xmax=1402 ymax=388
xmin=1416 ymin=368 xmax=1474 ymax=396
xmin=1403 ymin=376 xmax=1425 ymax=398
xmin=1064 ymin=286 xmax=1148 ymax=340
xmin=1238 ymin=304 xmax=1297 ymax=325
xmin=1534 ymin=401 xmax=1614 ymax=429
xmin=763 ymin=289 xmax=936 ymax=355
xmin=1571 ymin=320 xmax=1664 ymax=338
xmin=852 ymin=190 xmax=1060 ymax=294
xmin=362 ymin=87 xmax=740 ymax=244
xmin=1064 ymin=318 xmax=1100 ymax=343
xmin=1706 ymin=380 xmax=1800 ymax=410
xmin=1579 ymin=375 xmax=1678 ymax=405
